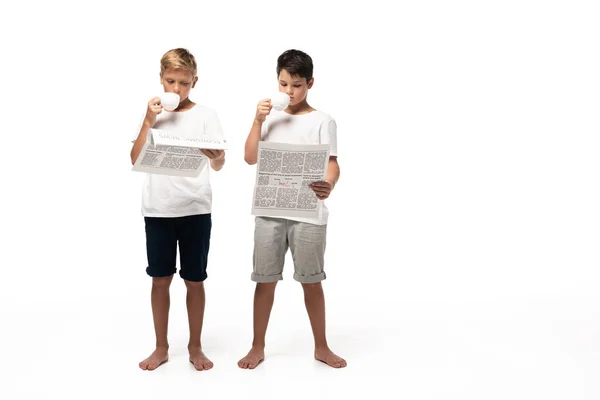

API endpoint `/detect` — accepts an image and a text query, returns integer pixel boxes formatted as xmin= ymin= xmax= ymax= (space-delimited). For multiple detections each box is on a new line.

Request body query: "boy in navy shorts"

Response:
xmin=130 ymin=48 xmax=225 ymax=371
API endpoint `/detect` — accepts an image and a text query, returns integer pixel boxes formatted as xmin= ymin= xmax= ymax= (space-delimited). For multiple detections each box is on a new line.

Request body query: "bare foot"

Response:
xmin=238 ymin=346 xmax=264 ymax=369
xmin=139 ymin=347 xmax=169 ymax=370
xmin=315 ymin=346 xmax=347 ymax=368
xmin=188 ymin=346 xmax=214 ymax=371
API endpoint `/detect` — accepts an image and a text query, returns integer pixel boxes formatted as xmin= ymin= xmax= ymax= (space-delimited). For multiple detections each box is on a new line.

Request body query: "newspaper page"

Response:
xmin=132 ymin=129 xmax=227 ymax=177
xmin=252 ymin=142 xmax=330 ymax=218
xmin=150 ymin=129 xmax=228 ymax=150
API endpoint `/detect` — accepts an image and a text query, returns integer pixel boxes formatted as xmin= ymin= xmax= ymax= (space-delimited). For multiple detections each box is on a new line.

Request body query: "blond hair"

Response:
xmin=160 ymin=48 xmax=197 ymax=77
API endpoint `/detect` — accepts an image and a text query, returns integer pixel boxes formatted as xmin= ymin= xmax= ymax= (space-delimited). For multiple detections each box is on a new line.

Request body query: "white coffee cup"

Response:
xmin=159 ymin=92 xmax=180 ymax=111
xmin=271 ymin=92 xmax=290 ymax=111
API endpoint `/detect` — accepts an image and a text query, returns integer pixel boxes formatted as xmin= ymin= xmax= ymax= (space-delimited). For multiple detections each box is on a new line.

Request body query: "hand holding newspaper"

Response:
xmin=132 ymin=129 xmax=227 ymax=177
xmin=252 ymin=142 xmax=330 ymax=219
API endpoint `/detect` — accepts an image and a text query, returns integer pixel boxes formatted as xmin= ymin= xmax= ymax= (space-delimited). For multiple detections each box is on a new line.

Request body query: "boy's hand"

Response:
xmin=201 ymin=149 xmax=225 ymax=160
xmin=144 ymin=97 xmax=163 ymax=126
xmin=309 ymin=180 xmax=334 ymax=200
xmin=255 ymin=99 xmax=272 ymax=123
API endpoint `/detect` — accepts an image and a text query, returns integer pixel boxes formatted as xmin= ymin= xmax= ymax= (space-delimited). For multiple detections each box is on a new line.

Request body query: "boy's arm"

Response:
xmin=245 ymin=99 xmax=272 ymax=165
xmin=309 ymin=156 xmax=340 ymax=200
xmin=131 ymin=97 xmax=161 ymax=165
xmin=244 ymin=120 xmax=262 ymax=165
xmin=210 ymin=154 xmax=225 ymax=171
xmin=204 ymin=110 xmax=226 ymax=171
xmin=130 ymin=121 xmax=152 ymax=165
xmin=325 ymin=156 xmax=340 ymax=188
xmin=202 ymin=150 xmax=225 ymax=171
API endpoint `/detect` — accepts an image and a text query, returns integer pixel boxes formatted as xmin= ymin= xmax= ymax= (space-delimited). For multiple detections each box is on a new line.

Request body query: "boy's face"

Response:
xmin=160 ymin=68 xmax=197 ymax=101
xmin=278 ymin=69 xmax=313 ymax=106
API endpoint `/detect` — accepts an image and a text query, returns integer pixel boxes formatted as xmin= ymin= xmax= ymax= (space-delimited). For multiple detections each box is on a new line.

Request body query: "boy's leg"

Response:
xmin=302 ymin=282 xmax=346 ymax=368
xmin=290 ymin=221 xmax=347 ymax=368
xmin=140 ymin=217 xmax=177 ymax=370
xmin=238 ymin=282 xmax=278 ymax=369
xmin=178 ymin=214 xmax=213 ymax=371
xmin=239 ymin=217 xmax=287 ymax=369
xmin=139 ymin=275 xmax=173 ymax=370
xmin=184 ymin=280 xmax=212 ymax=370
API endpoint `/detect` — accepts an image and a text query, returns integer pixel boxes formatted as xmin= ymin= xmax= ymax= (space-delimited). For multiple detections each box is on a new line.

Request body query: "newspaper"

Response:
xmin=132 ymin=129 xmax=227 ymax=177
xmin=252 ymin=142 xmax=330 ymax=218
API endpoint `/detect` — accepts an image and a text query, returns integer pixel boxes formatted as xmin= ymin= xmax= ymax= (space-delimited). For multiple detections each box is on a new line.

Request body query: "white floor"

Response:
xmin=3 ymin=235 xmax=599 ymax=399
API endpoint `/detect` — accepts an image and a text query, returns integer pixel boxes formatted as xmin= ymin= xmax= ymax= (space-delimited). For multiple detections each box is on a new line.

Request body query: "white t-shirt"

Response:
xmin=260 ymin=110 xmax=338 ymax=225
xmin=131 ymin=105 xmax=225 ymax=218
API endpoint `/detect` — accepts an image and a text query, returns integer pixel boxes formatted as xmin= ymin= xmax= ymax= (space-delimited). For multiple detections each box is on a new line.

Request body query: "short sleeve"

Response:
xmin=320 ymin=118 xmax=338 ymax=157
xmin=205 ymin=109 xmax=226 ymax=141
xmin=131 ymin=113 xmax=146 ymax=143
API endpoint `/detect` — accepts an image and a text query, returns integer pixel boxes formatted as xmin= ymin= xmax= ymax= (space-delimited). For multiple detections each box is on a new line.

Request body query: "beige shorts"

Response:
xmin=252 ymin=217 xmax=327 ymax=283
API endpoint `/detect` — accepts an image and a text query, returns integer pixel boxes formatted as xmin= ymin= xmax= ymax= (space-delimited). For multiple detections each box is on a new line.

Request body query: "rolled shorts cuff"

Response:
xmin=251 ymin=272 xmax=283 ymax=283
xmin=293 ymin=271 xmax=326 ymax=284
xmin=180 ymin=270 xmax=208 ymax=282
xmin=146 ymin=266 xmax=176 ymax=278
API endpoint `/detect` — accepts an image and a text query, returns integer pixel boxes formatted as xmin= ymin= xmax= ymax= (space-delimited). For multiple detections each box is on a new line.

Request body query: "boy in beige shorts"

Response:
xmin=238 ymin=49 xmax=346 ymax=369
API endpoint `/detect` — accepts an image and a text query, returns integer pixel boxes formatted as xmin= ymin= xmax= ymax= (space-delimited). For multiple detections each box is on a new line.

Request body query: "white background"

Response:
xmin=1 ymin=1 xmax=599 ymax=399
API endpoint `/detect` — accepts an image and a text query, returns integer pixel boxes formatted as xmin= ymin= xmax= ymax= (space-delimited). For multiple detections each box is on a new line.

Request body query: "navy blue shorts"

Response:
xmin=144 ymin=214 xmax=212 ymax=282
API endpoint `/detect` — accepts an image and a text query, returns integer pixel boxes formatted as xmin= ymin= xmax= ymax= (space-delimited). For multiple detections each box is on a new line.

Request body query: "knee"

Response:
xmin=255 ymin=282 xmax=277 ymax=294
xmin=301 ymin=282 xmax=323 ymax=293
xmin=152 ymin=276 xmax=173 ymax=289
xmin=184 ymin=280 xmax=204 ymax=290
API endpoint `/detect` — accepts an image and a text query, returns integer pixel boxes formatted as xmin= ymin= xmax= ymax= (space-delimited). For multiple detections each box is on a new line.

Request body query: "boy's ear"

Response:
xmin=159 ymin=72 xmax=163 ymax=85
xmin=308 ymin=77 xmax=314 ymax=89
xmin=192 ymin=76 xmax=198 ymax=88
